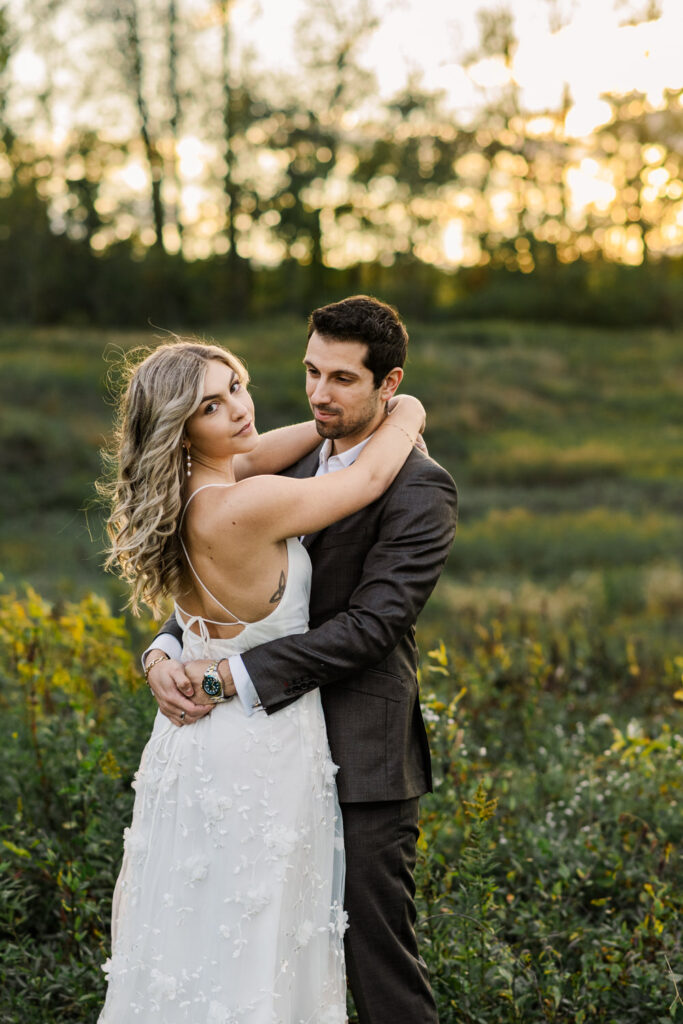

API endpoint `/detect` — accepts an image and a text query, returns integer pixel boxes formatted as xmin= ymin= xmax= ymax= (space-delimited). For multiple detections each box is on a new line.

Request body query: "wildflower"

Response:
xmin=463 ymin=781 xmax=498 ymax=821
xmin=100 ymin=750 xmax=122 ymax=780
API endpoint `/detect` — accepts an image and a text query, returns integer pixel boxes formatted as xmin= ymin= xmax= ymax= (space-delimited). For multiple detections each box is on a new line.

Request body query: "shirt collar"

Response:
xmin=318 ymin=434 xmax=373 ymax=472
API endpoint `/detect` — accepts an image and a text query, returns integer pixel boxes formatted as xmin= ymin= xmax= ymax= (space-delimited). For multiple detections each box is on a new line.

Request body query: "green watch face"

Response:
xmin=202 ymin=672 xmax=222 ymax=698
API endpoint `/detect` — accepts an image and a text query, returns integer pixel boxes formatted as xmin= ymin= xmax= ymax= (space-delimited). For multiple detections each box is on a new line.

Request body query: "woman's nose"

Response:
xmin=231 ymin=396 xmax=250 ymax=418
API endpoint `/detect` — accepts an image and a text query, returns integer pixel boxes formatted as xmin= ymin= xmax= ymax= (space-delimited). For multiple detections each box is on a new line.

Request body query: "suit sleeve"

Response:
xmin=149 ymin=611 xmax=183 ymax=647
xmin=241 ymin=460 xmax=457 ymax=712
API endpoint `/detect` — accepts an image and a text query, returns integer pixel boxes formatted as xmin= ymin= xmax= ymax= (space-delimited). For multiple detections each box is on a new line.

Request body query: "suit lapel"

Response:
xmin=286 ymin=446 xmax=322 ymax=481
xmin=302 ymin=528 xmax=321 ymax=551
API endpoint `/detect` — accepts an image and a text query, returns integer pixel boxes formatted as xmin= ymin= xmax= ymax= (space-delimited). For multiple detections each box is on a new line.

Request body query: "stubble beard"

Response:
xmin=313 ymin=393 xmax=381 ymax=442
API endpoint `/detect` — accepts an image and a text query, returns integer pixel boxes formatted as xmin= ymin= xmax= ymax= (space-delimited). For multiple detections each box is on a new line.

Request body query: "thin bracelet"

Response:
xmin=144 ymin=653 xmax=169 ymax=684
xmin=386 ymin=421 xmax=416 ymax=445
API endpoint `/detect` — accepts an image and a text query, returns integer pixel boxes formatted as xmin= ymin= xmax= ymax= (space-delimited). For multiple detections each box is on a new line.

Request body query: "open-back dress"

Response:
xmin=99 ymin=491 xmax=347 ymax=1024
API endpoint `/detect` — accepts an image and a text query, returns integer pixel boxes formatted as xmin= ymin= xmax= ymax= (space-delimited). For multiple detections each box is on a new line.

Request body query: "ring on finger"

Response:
xmin=180 ymin=710 xmax=186 ymax=723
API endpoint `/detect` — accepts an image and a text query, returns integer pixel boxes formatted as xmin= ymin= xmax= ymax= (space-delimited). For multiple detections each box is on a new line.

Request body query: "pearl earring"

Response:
xmin=185 ymin=446 xmax=192 ymax=477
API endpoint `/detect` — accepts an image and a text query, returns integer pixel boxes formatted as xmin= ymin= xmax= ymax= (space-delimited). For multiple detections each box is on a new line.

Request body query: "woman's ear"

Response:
xmin=379 ymin=367 xmax=404 ymax=402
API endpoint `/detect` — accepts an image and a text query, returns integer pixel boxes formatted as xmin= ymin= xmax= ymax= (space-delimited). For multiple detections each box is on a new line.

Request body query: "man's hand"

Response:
xmin=145 ymin=652 xmax=213 ymax=727
xmin=184 ymin=659 xmax=237 ymax=705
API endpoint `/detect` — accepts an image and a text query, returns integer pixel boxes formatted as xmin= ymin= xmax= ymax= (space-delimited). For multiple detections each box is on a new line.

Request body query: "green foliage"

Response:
xmin=0 ymin=586 xmax=154 ymax=1022
xmin=453 ymin=507 xmax=683 ymax=575
xmin=2 ymin=319 xmax=682 ymax=602
xmin=417 ymin=637 xmax=683 ymax=1024
xmin=1 ymin=318 xmax=681 ymax=1020
xmin=1 ymin=585 xmax=681 ymax=1022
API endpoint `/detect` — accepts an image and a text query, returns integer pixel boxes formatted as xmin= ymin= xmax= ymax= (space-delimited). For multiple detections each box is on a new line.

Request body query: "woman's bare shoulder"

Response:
xmin=183 ymin=476 xmax=285 ymax=538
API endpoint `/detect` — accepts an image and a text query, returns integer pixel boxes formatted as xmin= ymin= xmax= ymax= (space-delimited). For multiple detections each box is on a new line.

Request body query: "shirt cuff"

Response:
xmin=230 ymin=655 xmax=263 ymax=716
xmin=141 ymin=633 xmax=182 ymax=673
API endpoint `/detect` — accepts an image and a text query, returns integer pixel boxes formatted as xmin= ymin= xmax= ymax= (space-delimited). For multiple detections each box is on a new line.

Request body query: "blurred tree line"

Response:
xmin=1 ymin=0 xmax=682 ymax=326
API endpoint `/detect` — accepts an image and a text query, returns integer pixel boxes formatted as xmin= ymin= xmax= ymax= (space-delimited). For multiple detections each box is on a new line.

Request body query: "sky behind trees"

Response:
xmin=10 ymin=0 xmax=683 ymax=133
xmin=1 ymin=0 xmax=682 ymax=324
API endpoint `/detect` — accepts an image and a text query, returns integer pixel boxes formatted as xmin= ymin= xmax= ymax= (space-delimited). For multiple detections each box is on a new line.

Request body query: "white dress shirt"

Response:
xmin=143 ymin=435 xmax=371 ymax=714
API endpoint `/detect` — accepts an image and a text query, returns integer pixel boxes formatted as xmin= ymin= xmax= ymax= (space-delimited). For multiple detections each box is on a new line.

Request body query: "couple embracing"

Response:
xmin=99 ymin=295 xmax=457 ymax=1024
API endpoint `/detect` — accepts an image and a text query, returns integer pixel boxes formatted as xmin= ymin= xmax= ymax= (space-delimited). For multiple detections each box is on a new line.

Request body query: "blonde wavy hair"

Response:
xmin=99 ymin=338 xmax=248 ymax=617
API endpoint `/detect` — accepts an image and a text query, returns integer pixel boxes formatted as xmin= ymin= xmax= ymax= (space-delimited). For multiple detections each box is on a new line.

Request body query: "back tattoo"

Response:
xmin=269 ymin=571 xmax=286 ymax=603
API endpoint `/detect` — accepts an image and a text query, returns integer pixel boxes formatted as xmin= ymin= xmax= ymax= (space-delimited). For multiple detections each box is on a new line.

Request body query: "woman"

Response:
xmin=99 ymin=338 xmax=425 ymax=1024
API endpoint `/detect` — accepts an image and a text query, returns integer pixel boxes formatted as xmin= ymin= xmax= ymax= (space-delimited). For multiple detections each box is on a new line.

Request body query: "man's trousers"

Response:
xmin=340 ymin=798 xmax=439 ymax=1024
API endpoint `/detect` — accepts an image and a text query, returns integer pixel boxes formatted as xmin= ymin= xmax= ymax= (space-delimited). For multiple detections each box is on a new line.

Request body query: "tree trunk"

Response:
xmin=220 ymin=2 xmax=238 ymax=271
xmin=167 ymin=0 xmax=183 ymax=243
xmin=219 ymin=0 xmax=250 ymax=313
xmin=123 ymin=1 xmax=166 ymax=251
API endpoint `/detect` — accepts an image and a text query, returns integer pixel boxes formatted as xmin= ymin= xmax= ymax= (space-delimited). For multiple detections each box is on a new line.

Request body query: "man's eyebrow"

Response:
xmin=302 ymin=359 xmax=360 ymax=377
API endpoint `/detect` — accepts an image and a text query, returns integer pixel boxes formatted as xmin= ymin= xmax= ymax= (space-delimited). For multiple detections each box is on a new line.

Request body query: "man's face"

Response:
xmin=304 ymin=331 xmax=384 ymax=451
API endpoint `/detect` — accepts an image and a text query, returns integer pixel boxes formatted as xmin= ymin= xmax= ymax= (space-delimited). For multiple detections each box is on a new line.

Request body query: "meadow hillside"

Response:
xmin=2 ymin=319 xmax=682 ymax=620
xmin=1 ymin=320 xmax=682 ymax=1022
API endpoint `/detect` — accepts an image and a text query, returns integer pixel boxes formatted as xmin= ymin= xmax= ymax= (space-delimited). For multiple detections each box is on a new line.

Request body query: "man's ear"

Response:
xmin=378 ymin=367 xmax=403 ymax=402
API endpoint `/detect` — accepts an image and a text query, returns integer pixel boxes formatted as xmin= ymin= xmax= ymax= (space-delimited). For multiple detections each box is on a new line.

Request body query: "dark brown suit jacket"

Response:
xmin=160 ymin=445 xmax=457 ymax=803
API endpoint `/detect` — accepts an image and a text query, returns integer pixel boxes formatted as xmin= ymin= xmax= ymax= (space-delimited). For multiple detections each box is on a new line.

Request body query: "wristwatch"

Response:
xmin=201 ymin=659 xmax=228 ymax=703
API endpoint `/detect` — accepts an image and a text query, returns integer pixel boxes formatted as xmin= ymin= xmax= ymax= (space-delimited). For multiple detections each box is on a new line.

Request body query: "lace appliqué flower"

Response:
xmin=294 ymin=919 xmax=315 ymax=948
xmin=148 ymin=968 xmax=177 ymax=1005
xmin=319 ymin=1006 xmax=348 ymax=1024
xmin=122 ymin=827 xmax=148 ymax=862
xmin=207 ymin=1002 xmax=240 ymax=1024
xmin=183 ymin=854 xmax=209 ymax=885
xmin=264 ymin=824 xmax=299 ymax=858
xmin=331 ymin=902 xmax=349 ymax=938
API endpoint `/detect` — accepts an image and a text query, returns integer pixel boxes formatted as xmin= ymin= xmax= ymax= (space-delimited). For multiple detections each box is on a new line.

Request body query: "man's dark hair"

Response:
xmin=308 ymin=295 xmax=408 ymax=388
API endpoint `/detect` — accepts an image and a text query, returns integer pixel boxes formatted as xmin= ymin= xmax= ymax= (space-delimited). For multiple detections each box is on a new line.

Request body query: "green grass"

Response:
xmin=1 ymin=584 xmax=681 ymax=1023
xmin=1 ymin=319 xmax=682 ymax=1021
xmin=2 ymin=319 xmax=682 ymax=600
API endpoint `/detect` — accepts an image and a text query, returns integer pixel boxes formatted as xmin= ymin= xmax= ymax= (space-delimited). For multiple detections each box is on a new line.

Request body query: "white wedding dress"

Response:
xmin=99 ymin=530 xmax=347 ymax=1024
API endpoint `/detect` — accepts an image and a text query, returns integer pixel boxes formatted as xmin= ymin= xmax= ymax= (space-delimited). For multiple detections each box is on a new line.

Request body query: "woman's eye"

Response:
xmin=230 ymin=380 xmax=241 ymax=393
xmin=204 ymin=401 xmax=219 ymax=414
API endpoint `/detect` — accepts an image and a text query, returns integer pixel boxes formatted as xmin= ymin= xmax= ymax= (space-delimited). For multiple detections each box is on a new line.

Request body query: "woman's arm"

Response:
xmin=201 ymin=396 xmax=426 ymax=543
xmin=233 ymin=420 xmax=320 ymax=480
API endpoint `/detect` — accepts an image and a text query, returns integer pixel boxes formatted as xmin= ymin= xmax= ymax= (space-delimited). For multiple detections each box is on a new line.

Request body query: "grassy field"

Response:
xmin=1 ymin=319 xmax=682 ymax=1021
xmin=2 ymin=318 xmax=682 ymax=611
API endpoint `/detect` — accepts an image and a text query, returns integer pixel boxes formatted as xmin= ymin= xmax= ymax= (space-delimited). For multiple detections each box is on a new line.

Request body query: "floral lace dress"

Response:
xmin=99 ymin=536 xmax=347 ymax=1024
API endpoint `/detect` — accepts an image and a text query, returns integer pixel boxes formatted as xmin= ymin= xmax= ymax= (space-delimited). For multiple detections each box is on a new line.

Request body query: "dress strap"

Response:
xmin=178 ymin=483 xmax=248 ymax=626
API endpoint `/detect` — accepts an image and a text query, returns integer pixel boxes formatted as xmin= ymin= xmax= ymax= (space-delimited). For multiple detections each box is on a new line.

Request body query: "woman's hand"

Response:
xmin=387 ymin=393 xmax=426 ymax=435
xmin=146 ymin=656 xmax=214 ymax=726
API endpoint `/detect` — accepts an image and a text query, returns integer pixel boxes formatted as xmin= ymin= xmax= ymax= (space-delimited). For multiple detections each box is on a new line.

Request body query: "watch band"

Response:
xmin=201 ymin=660 xmax=224 ymax=702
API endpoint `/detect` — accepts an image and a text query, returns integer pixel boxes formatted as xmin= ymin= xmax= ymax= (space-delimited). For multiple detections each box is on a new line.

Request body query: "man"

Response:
xmin=144 ymin=295 xmax=457 ymax=1023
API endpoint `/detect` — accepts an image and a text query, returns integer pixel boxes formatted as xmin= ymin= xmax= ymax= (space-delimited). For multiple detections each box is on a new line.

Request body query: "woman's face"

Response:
xmin=183 ymin=358 xmax=256 ymax=461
